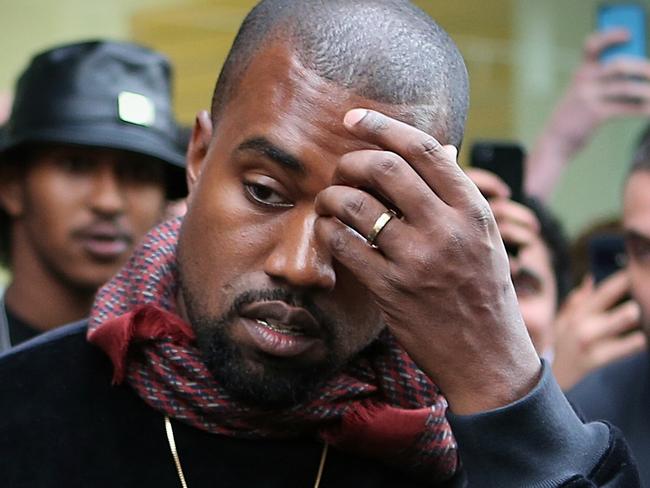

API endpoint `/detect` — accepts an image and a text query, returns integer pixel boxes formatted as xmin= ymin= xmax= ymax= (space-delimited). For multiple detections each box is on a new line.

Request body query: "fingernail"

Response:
xmin=344 ymin=109 xmax=368 ymax=127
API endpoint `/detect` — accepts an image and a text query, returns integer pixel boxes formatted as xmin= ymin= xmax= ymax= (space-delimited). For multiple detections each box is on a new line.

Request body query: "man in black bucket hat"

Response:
xmin=0 ymin=40 xmax=186 ymax=351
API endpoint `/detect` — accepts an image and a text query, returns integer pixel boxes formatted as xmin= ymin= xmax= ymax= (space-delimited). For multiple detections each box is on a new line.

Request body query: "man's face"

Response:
xmin=624 ymin=170 xmax=650 ymax=335
xmin=510 ymin=237 xmax=557 ymax=354
xmin=178 ymin=44 xmax=408 ymax=407
xmin=3 ymin=145 xmax=166 ymax=291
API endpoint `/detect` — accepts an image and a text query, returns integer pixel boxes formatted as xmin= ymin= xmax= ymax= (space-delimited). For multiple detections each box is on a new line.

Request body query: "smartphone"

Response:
xmin=588 ymin=234 xmax=637 ymax=334
xmin=588 ymin=234 xmax=628 ymax=284
xmin=598 ymin=3 xmax=647 ymax=63
xmin=470 ymin=141 xmax=525 ymax=257
xmin=470 ymin=141 xmax=525 ymax=204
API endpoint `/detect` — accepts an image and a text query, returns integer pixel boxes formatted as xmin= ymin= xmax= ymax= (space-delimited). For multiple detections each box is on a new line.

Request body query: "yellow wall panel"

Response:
xmin=132 ymin=0 xmax=515 ymax=154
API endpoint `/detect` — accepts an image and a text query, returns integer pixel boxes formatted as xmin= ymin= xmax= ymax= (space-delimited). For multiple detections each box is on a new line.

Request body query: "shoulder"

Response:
xmin=0 ymin=320 xmax=99 ymax=371
xmin=567 ymin=352 xmax=648 ymax=417
xmin=0 ymin=320 xmax=116 ymax=409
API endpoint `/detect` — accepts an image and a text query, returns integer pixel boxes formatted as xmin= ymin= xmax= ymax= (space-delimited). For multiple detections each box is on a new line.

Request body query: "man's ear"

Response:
xmin=186 ymin=110 xmax=213 ymax=196
xmin=0 ymin=165 xmax=26 ymax=218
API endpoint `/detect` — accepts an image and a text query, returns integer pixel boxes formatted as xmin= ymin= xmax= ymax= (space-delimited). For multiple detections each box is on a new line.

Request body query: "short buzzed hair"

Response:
xmin=210 ymin=0 xmax=469 ymax=147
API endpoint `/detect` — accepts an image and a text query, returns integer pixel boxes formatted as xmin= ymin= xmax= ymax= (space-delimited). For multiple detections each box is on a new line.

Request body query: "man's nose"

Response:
xmin=264 ymin=212 xmax=336 ymax=291
xmin=88 ymin=163 xmax=126 ymax=217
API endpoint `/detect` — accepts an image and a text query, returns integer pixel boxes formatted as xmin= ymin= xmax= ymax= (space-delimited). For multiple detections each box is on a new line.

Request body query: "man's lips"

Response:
xmin=73 ymin=223 xmax=133 ymax=260
xmin=240 ymin=301 xmax=322 ymax=337
xmin=238 ymin=301 xmax=324 ymax=358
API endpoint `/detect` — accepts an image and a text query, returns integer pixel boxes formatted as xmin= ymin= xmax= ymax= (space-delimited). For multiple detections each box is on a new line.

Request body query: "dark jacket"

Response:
xmin=0 ymin=322 xmax=640 ymax=487
xmin=568 ymin=352 xmax=649 ymax=487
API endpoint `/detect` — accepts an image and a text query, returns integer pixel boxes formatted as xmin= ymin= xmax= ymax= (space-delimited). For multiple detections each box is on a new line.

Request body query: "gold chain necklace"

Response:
xmin=164 ymin=415 xmax=329 ymax=488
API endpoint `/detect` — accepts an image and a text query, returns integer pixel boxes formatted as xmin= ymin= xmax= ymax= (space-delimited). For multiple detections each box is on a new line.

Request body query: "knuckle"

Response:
xmin=372 ymin=154 xmax=401 ymax=179
xmin=328 ymin=226 xmax=350 ymax=255
xmin=408 ymin=136 xmax=443 ymax=158
xmin=342 ymin=192 xmax=367 ymax=218
xmin=469 ymin=203 xmax=494 ymax=229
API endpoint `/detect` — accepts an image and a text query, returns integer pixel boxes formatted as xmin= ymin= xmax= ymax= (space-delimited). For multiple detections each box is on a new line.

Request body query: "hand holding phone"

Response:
xmin=470 ymin=141 xmax=526 ymax=256
xmin=588 ymin=234 xmax=628 ymax=284
xmin=552 ymin=269 xmax=644 ymax=390
xmin=470 ymin=141 xmax=525 ymax=203
xmin=598 ymin=3 xmax=647 ymax=63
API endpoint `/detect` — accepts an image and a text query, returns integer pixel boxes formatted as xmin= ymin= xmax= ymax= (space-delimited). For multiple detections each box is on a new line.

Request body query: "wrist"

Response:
xmin=440 ymin=344 xmax=542 ymax=415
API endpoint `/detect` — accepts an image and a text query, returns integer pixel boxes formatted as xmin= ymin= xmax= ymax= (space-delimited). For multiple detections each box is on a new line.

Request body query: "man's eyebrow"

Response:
xmin=236 ymin=137 xmax=305 ymax=174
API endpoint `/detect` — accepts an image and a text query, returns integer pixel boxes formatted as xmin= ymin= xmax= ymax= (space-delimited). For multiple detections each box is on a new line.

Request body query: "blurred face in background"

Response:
xmin=510 ymin=235 xmax=558 ymax=354
xmin=624 ymin=169 xmax=650 ymax=336
xmin=0 ymin=144 xmax=166 ymax=291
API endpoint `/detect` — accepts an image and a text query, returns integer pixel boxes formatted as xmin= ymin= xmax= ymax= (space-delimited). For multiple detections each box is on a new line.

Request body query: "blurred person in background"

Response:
xmin=525 ymin=30 xmax=650 ymax=201
xmin=0 ymin=92 xmax=11 ymax=289
xmin=467 ymin=168 xmax=571 ymax=357
xmin=468 ymin=166 xmax=642 ymax=391
xmin=568 ymin=125 xmax=650 ymax=485
xmin=164 ymin=124 xmax=192 ymax=219
xmin=551 ymin=217 xmax=643 ymax=391
xmin=0 ymin=40 xmax=186 ymax=352
xmin=568 ymin=218 xmax=624 ymax=288
xmin=513 ymin=27 xmax=649 ymax=390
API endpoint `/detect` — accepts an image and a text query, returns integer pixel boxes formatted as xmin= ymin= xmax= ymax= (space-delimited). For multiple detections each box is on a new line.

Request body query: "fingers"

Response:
xmin=600 ymin=58 xmax=650 ymax=81
xmin=592 ymin=300 xmax=641 ymax=340
xmin=332 ymin=149 xmax=445 ymax=226
xmin=583 ymin=270 xmax=631 ymax=314
xmin=490 ymin=199 xmax=540 ymax=231
xmin=584 ymin=29 xmax=630 ymax=62
xmin=594 ymin=60 xmax=650 ymax=113
xmin=480 ymin=196 xmax=540 ymax=252
xmin=315 ymin=185 xmax=407 ymax=255
xmin=559 ymin=275 xmax=595 ymax=316
xmin=465 ymin=168 xmax=540 ymax=255
xmin=592 ymin=330 xmax=646 ymax=368
xmin=343 ymin=109 xmax=480 ymax=207
xmin=465 ymin=168 xmax=511 ymax=200
xmin=314 ymin=215 xmax=388 ymax=287
xmin=601 ymin=79 xmax=650 ymax=103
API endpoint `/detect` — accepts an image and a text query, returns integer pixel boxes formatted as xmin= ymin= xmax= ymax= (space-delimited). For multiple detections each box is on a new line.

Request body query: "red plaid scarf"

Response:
xmin=88 ymin=218 xmax=458 ymax=482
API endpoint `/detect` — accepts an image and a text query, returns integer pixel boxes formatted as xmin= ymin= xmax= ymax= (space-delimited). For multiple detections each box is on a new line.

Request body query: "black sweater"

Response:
xmin=0 ymin=323 xmax=640 ymax=487
xmin=569 ymin=352 xmax=650 ymax=487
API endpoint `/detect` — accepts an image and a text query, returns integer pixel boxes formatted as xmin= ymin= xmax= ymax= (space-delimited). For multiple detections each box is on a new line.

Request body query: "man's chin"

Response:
xmin=198 ymin=329 xmax=337 ymax=409
xmin=208 ymin=352 xmax=333 ymax=409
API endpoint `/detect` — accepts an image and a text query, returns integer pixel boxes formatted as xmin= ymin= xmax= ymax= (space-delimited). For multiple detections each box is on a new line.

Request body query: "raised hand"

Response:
xmin=315 ymin=109 xmax=541 ymax=414
xmin=553 ymin=271 xmax=646 ymax=390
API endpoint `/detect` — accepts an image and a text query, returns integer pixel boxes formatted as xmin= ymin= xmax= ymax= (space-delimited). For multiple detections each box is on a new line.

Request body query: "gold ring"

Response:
xmin=366 ymin=211 xmax=395 ymax=248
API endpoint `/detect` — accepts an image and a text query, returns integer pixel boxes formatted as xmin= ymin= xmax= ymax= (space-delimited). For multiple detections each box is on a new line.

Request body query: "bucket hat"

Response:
xmin=3 ymin=40 xmax=187 ymax=199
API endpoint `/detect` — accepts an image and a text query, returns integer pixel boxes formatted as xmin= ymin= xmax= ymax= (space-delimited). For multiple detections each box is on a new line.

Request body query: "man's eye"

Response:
xmin=119 ymin=161 xmax=164 ymax=185
xmin=57 ymin=156 xmax=95 ymax=174
xmin=245 ymin=183 xmax=291 ymax=207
